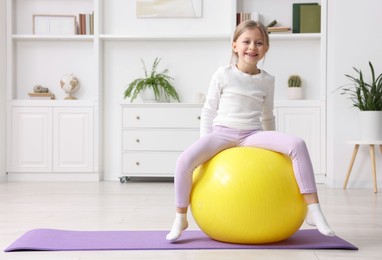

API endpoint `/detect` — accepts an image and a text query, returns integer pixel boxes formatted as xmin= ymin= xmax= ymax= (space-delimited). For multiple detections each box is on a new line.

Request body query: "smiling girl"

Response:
xmin=166 ymin=20 xmax=335 ymax=242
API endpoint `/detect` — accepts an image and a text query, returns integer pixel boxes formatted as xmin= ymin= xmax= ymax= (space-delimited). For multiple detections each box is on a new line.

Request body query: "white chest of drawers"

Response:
xmin=121 ymin=103 xmax=202 ymax=180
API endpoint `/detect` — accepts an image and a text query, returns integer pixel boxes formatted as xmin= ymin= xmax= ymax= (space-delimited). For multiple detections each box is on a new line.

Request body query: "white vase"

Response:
xmin=287 ymin=88 xmax=303 ymax=100
xmin=359 ymin=111 xmax=382 ymax=140
xmin=139 ymin=88 xmax=159 ymax=103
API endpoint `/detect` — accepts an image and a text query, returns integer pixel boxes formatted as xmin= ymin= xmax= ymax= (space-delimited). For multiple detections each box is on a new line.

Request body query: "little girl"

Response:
xmin=166 ymin=20 xmax=335 ymax=242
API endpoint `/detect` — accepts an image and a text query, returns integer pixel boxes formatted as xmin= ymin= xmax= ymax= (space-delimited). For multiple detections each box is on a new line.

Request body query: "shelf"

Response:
xmin=12 ymin=35 xmax=94 ymax=41
xmin=121 ymin=101 xmax=323 ymax=108
xmin=98 ymin=33 xmax=319 ymax=41
xmin=11 ymin=33 xmax=320 ymax=41
xmin=121 ymin=103 xmax=203 ymax=108
xmin=274 ymin=99 xmax=324 ymax=107
xmin=99 ymin=34 xmax=231 ymax=41
xmin=269 ymin=33 xmax=321 ymax=40
xmin=10 ymin=99 xmax=96 ymax=107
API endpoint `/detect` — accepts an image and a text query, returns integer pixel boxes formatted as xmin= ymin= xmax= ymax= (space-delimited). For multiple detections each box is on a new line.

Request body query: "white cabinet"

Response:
xmin=8 ymin=101 xmax=97 ymax=181
xmin=120 ymin=102 xmax=325 ymax=182
xmin=275 ymin=101 xmax=326 ymax=182
xmin=121 ymin=104 xmax=202 ymax=179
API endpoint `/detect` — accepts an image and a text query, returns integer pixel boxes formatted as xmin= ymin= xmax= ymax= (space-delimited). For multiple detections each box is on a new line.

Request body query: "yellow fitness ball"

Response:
xmin=190 ymin=147 xmax=307 ymax=244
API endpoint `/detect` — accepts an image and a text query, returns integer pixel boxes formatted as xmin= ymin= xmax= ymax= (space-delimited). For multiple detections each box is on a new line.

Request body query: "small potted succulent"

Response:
xmin=287 ymin=75 xmax=303 ymax=100
xmin=339 ymin=61 xmax=382 ymax=140
xmin=123 ymin=58 xmax=180 ymax=103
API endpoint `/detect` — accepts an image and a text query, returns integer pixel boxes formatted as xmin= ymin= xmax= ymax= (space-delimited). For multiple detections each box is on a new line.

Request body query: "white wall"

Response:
xmin=0 ymin=0 xmax=7 ymax=182
xmin=326 ymin=0 xmax=382 ymax=188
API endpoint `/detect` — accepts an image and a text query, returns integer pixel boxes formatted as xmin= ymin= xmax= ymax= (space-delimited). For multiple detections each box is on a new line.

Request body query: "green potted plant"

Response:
xmin=287 ymin=75 xmax=302 ymax=100
xmin=124 ymin=58 xmax=180 ymax=103
xmin=339 ymin=61 xmax=382 ymax=140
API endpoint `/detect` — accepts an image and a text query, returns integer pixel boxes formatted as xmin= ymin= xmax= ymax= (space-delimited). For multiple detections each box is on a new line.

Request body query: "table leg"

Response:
xmin=343 ymin=144 xmax=360 ymax=190
xmin=370 ymin=145 xmax=377 ymax=193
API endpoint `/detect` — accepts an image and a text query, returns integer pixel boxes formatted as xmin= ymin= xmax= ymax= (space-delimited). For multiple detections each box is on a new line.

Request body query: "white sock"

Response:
xmin=166 ymin=213 xmax=188 ymax=242
xmin=306 ymin=203 xmax=335 ymax=236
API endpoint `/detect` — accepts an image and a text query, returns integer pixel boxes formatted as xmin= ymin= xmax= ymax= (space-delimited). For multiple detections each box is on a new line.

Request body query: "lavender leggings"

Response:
xmin=174 ymin=125 xmax=317 ymax=208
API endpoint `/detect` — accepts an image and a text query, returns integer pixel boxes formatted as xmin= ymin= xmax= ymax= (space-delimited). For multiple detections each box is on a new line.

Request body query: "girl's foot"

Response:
xmin=306 ymin=203 xmax=335 ymax=236
xmin=166 ymin=213 xmax=188 ymax=242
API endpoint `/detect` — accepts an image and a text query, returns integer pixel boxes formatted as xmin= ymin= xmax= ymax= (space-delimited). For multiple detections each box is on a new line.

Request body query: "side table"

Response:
xmin=343 ymin=140 xmax=382 ymax=193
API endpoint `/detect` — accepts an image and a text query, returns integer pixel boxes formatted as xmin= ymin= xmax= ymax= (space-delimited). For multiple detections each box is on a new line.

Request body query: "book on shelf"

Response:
xmin=90 ymin=13 xmax=94 ymax=35
xmin=267 ymin=26 xmax=291 ymax=33
xmin=292 ymin=3 xmax=319 ymax=33
xmin=28 ymin=92 xmax=55 ymax=100
xmin=78 ymin=12 xmax=94 ymax=35
xmin=236 ymin=12 xmax=260 ymax=25
xmin=300 ymin=5 xmax=321 ymax=33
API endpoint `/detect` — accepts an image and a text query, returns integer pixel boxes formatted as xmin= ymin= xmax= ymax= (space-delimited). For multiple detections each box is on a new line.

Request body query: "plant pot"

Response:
xmin=359 ymin=111 xmax=382 ymax=140
xmin=139 ymin=88 xmax=160 ymax=103
xmin=287 ymin=88 xmax=303 ymax=100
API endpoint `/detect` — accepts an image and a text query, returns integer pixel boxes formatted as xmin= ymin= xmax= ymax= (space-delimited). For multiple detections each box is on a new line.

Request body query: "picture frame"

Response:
xmin=136 ymin=0 xmax=203 ymax=18
xmin=33 ymin=15 xmax=77 ymax=35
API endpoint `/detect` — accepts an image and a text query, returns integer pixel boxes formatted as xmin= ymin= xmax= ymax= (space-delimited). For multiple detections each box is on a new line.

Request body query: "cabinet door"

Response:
xmin=277 ymin=107 xmax=321 ymax=174
xmin=53 ymin=107 xmax=94 ymax=172
xmin=11 ymin=107 xmax=53 ymax=172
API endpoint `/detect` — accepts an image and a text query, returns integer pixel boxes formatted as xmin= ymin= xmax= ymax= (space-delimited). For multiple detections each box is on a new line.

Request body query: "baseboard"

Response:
xmin=7 ymin=172 xmax=100 ymax=182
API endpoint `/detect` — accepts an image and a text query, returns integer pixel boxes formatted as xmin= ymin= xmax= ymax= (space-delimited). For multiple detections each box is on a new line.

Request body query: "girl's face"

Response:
xmin=232 ymin=27 xmax=269 ymax=73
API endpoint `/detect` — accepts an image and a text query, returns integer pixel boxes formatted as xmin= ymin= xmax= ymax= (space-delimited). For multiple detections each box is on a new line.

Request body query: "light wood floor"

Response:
xmin=0 ymin=181 xmax=381 ymax=260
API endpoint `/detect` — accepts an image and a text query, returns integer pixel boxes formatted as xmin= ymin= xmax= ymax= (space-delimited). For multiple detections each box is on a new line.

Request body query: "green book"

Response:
xmin=292 ymin=3 xmax=318 ymax=33
xmin=300 ymin=5 xmax=321 ymax=33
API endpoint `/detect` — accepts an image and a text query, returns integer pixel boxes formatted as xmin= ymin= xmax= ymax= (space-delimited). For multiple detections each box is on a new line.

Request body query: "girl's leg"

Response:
xmin=167 ymin=127 xmax=238 ymax=241
xmin=241 ymin=131 xmax=335 ymax=236
xmin=175 ymin=129 xmax=238 ymax=208
xmin=241 ymin=131 xmax=316 ymax=193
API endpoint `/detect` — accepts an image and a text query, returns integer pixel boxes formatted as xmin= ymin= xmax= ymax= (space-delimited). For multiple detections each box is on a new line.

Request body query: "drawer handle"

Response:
xmin=136 ymin=162 xmax=140 ymax=166
xmin=197 ymin=116 xmax=201 ymax=120
xmin=136 ymin=116 xmax=140 ymax=120
xmin=136 ymin=139 xmax=140 ymax=143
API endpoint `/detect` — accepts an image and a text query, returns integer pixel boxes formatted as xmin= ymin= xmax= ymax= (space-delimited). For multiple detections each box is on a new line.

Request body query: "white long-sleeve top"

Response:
xmin=200 ymin=64 xmax=276 ymax=136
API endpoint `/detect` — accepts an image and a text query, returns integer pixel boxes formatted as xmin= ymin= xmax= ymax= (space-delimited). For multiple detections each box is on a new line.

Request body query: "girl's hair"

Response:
xmin=231 ymin=20 xmax=269 ymax=63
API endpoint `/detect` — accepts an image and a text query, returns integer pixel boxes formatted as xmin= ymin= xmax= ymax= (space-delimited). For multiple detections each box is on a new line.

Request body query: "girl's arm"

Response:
xmin=200 ymin=71 xmax=223 ymax=137
xmin=261 ymin=78 xmax=276 ymax=131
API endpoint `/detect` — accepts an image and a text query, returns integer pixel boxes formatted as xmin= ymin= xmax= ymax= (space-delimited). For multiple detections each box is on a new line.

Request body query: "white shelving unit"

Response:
xmin=6 ymin=0 xmax=327 ymax=99
xmin=6 ymin=0 xmax=99 ymax=181
xmin=6 ymin=0 xmax=328 ymax=181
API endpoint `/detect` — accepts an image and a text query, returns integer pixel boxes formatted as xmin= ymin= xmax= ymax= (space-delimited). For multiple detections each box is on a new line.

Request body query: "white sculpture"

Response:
xmin=60 ymin=74 xmax=80 ymax=100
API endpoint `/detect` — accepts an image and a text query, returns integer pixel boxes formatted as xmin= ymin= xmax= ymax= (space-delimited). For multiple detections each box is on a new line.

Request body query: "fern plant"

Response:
xmin=340 ymin=61 xmax=382 ymax=111
xmin=124 ymin=58 xmax=180 ymax=102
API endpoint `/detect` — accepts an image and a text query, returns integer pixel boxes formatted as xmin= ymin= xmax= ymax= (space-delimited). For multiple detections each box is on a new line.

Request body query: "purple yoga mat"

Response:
xmin=4 ymin=229 xmax=358 ymax=252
